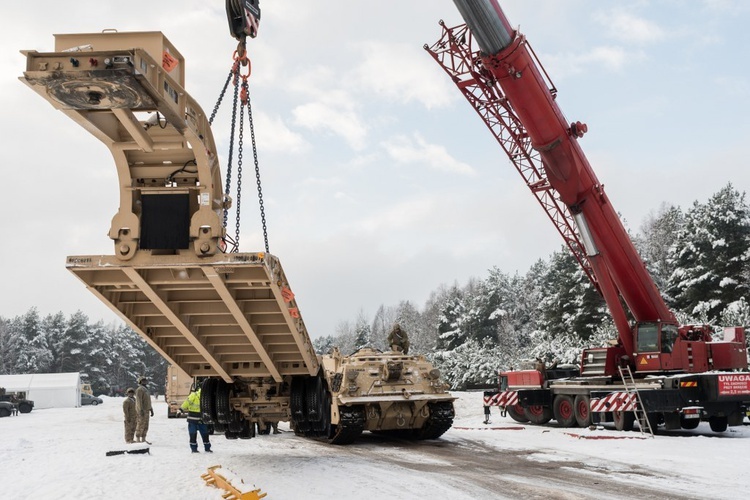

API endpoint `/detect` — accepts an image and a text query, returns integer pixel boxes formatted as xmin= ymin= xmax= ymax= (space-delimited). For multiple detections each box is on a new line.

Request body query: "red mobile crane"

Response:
xmin=427 ymin=0 xmax=750 ymax=432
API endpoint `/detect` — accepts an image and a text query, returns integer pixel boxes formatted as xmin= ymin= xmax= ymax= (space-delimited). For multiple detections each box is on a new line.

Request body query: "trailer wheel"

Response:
xmin=524 ymin=405 xmax=552 ymax=425
xmin=574 ymin=395 xmax=592 ymax=427
xmin=680 ymin=416 xmax=699 ymax=430
xmin=613 ymin=410 xmax=634 ymax=431
xmin=506 ymin=403 xmax=529 ymax=423
xmin=709 ymin=416 xmax=728 ymax=432
xmin=201 ymin=378 xmax=219 ymax=424
xmin=553 ymin=395 xmax=577 ymax=427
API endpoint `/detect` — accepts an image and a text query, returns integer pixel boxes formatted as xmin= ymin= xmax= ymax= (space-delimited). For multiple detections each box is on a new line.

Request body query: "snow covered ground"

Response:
xmin=1 ymin=391 xmax=747 ymax=499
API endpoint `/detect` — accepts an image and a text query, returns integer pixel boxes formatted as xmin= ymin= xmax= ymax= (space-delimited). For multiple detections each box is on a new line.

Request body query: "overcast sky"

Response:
xmin=2 ymin=1 xmax=749 ymax=339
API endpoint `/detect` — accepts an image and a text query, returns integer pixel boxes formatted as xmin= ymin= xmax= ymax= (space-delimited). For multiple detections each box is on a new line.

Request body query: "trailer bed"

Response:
xmin=67 ymin=252 xmax=319 ymax=382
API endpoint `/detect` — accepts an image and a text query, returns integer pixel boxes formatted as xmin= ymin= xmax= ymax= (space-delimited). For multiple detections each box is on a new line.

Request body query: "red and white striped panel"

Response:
xmin=590 ymin=392 xmax=637 ymax=412
xmin=483 ymin=391 xmax=519 ymax=407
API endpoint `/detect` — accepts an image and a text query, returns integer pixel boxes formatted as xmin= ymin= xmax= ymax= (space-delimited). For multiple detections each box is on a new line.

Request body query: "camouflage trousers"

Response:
xmin=135 ymin=414 xmax=150 ymax=440
xmin=124 ymin=419 xmax=136 ymax=443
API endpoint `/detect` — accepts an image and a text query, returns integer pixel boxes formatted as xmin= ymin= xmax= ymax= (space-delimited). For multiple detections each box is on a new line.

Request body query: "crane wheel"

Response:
xmin=574 ymin=395 xmax=592 ymax=427
xmin=506 ymin=403 xmax=529 ymax=423
xmin=524 ymin=405 xmax=552 ymax=425
xmin=553 ymin=395 xmax=577 ymax=427
xmin=613 ymin=410 xmax=634 ymax=431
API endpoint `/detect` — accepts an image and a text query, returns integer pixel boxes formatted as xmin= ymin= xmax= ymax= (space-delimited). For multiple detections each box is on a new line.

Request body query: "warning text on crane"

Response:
xmin=718 ymin=374 xmax=750 ymax=396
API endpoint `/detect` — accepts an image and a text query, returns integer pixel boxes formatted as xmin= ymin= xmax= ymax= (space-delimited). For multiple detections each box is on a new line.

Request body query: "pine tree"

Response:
xmin=636 ymin=203 xmax=684 ymax=295
xmin=436 ymin=286 xmax=466 ymax=350
xmin=668 ymin=183 xmax=750 ymax=322
xmin=352 ymin=311 xmax=372 ymax=351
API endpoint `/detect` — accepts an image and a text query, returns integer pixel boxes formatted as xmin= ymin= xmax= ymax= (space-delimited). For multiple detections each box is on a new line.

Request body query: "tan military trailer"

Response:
xmin=21 ymin=30 xmax=454 ymax=442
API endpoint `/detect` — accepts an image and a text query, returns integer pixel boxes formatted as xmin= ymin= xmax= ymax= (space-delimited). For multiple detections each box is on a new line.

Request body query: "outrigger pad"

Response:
xmin=106 ymin=447 xmax=150 ymax=457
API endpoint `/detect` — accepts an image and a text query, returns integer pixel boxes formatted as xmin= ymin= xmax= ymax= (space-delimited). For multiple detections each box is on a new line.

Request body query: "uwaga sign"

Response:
xmin=717 ymin=374 xmax=750 ymax=396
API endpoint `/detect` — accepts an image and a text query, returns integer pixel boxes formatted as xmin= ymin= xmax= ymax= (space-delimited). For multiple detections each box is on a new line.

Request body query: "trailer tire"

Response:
xmin=680 ymin=416 xmax=699 ymax=430
xmin=574 ymin=395 xmax=592 ymax=427
xmin=524 ymin=405 xmax=552 ymax=425
xmin=553 ymin=395 xmax=577 ymax=427
xmin=613 ymin=410 xmax=634 ymax=431
xmin=709 ymin=416 xmax=728 ymax=432
xmin=200 ymin=378 xmax=219 ymax=424
xmin=506 ymin=403 xmax=529 ymax=423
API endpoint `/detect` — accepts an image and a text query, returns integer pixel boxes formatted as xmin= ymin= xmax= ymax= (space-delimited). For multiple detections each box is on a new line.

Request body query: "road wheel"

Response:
xmin=553 ymin=395 xmax=577 ymax=427
xmin=574 ymin=395 xmax=592 ymax=427
xmin=18 ymin=403 xmax=33 ymax=414
xmin=91 ymin=401 xmax=99 ymax=406
xmin=506 ymin=403 xmax=529 ymax=423
xmin=0 ymin=408 xmax=10 ymax=418
xmin=709 ymin=416 xmax=728 ymax=432
xmin=680 ymin=416 xmax=700 ymax=430
xmin=613 ymin=411 xmax=635 ymax=431
xmin=524 ymin=405 xmax=552 ymax=425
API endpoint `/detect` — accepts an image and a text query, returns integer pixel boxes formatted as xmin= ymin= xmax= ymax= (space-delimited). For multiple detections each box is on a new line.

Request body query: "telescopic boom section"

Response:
xmin=452 ymin=0 xmax=676 ymax=355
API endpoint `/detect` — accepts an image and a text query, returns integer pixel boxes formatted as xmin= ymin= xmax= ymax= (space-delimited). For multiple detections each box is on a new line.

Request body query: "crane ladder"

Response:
xmin=617 ymin=365 xmax=654 ymax=438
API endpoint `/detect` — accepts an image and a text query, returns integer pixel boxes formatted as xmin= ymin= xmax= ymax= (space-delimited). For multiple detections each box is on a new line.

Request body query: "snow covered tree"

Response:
xmin=352 ymin=310 xmax=372 ymax=351
xmin=0 ymin=317 xmax=20 ymax=374
xmin=636 ymin=203 xmax=684 ymax=295
xmin=668 ymin=183 xmax=750 ymax=323
xmin=537 ymin=249 xmax=606 ymax=342
xmin=436 ymin=285 xmax=467 ymax=350
xmin=313 ymin=335 xmax=336 ymax=355
xmin=42 ymin=312 xmax=67 ymax=372
xmin=12 ymin=308 xmax=53 ymax=373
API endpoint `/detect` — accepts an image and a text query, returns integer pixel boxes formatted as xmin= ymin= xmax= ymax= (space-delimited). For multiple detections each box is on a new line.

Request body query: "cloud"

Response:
xmin=713 ymin=76 xmax=750 ymax=97
xmin=352 ymin=41 xmax=456 ymax=110
xmin=254 ymin=112 xmax=310 ymax=153
xmin=381 ymin=132 xmax=476 ymax=176
xmin=593 ymin=9 xmax=666 ymax=45
xmin=544 ymin=45 xmax=643 ymax=78
xmin=292 ymin=101 xmax=368 ymax=150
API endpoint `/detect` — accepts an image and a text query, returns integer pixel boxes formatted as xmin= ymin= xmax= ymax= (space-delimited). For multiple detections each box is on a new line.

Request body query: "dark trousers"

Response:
xmin=188 ymin=420 xmax=211 ymax=451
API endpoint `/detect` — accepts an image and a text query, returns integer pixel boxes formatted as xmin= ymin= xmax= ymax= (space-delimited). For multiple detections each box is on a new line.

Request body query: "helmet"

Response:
xmin=137 ymin=376 xmax=147 ymax=384
xmin=126 ymin=387 xmax=135 ymax=394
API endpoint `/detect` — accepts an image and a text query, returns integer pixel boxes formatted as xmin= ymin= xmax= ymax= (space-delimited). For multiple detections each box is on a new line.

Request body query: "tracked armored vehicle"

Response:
xmin=21 ymin=29 xmax=455 ymax=443
xmin=293 ymin=347 xmax=455 ymax=444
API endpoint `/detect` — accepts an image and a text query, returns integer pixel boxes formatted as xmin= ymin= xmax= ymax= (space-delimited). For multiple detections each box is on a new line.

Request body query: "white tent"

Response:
xmin=0 ymin=372 xmax=81 ymax=409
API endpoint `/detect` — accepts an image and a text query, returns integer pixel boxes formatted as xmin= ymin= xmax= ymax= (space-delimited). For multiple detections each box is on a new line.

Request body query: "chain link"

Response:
xmin=222 ymin=70 xmax=241 ymax=230
xmin=209 ymin=48 xmax=269 ymax=253
xmin=209 ymin=68 xmax=234 ymax=126
xmin=246 ymin=91 xmax=269 ymax=253
xmin=235 ymin=87 xmax=245 ymax=249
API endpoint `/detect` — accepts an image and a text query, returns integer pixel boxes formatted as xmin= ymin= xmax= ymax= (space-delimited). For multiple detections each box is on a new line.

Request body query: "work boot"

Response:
xmin=192 ymin=449 xmax=199 ymax=453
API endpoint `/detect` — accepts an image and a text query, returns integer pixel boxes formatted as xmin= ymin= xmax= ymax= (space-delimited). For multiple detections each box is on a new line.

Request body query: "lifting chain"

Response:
xmin=209 ymin=40 xmax=269 ymax=253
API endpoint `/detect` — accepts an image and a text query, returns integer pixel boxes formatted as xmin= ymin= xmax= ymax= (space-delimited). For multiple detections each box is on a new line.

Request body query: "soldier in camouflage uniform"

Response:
xmin=134 ymin=376 xmax=154 ymax=443
xmin=387 ymin=323 xmax=410 ymax=354
xmin=123 ymin=387 xmax=137 ymax=443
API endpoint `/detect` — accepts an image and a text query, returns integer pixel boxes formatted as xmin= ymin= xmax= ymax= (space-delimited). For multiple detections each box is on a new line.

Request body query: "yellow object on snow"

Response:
xmin=201 ymin=465 xmax=267 ymax=500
